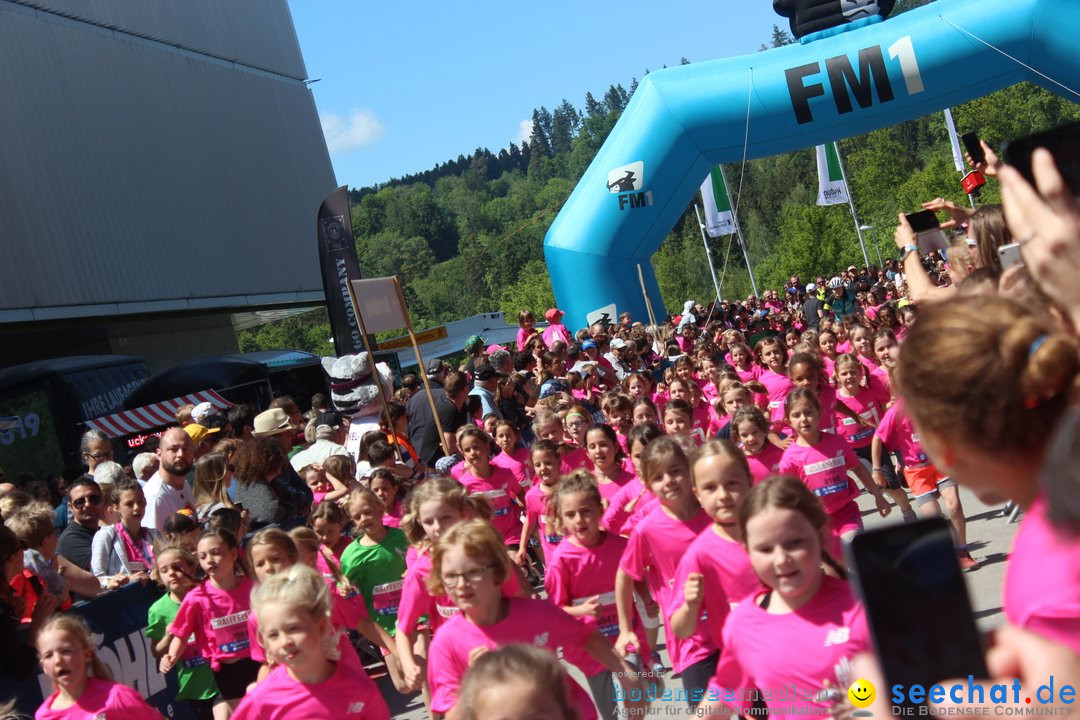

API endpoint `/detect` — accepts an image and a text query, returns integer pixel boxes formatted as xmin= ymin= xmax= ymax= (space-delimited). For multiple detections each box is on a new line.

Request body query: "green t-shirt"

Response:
xmin=339 ymin=527 xmax=409 ymax=636
xmin=146 ymin=593 xmax=219 ymax=701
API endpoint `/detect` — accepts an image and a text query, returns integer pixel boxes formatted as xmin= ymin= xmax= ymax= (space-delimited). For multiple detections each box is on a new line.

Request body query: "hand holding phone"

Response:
xmin=962 ymin=132 xmax=986 ymax=167
xmin=997 ymin=242 xmax=1023 ymax=270
xmin=1003 ymin=121 xmax=1080 ymax=197
xmin=903 ymin=210 xmax=948 ymax=254
xmin=846 ymin=518 xmax=988 ymax=711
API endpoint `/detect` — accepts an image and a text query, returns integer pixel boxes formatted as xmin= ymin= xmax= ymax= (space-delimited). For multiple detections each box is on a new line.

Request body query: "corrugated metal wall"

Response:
xmin=0 ymin=0 xmax=336 ymax=322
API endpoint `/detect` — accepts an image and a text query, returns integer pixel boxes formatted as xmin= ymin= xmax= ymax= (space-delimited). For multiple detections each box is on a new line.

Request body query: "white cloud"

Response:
xmin=321 ymin=108 xmax=385 ymax=154
xmin=515 ymin=118 xmax=533 ymax=146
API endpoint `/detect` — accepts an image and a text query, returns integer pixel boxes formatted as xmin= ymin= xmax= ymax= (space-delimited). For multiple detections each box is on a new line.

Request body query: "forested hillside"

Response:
xmin=239 ymin=0 xmax=1079 ymax=355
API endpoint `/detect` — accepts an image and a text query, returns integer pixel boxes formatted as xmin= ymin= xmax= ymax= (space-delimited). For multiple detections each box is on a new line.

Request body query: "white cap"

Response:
xmin=805 ymin=283 xmax=817 ymax=292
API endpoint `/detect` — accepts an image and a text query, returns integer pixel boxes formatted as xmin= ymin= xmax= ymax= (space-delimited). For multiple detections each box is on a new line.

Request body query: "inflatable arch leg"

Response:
xmin=543 ymin=0 xmax=1080 ymax=329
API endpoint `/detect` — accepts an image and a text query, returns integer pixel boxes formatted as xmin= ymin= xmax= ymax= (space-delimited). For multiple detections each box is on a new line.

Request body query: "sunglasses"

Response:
xmin=72 ymin=494 xmax=102 ymax=509
xmin=84 ymin=451 xmax=113 ymax=461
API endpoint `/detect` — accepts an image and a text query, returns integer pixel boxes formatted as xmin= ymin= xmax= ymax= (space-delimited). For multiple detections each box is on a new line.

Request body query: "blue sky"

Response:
xmin=287 ymin=1 xmax=784 ymax=190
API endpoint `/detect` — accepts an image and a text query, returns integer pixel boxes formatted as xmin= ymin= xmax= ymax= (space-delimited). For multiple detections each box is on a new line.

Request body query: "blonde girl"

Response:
xmin=192 ymin=453 xmax=235 ymax=520
xmin=230 ymin=565 xmax=391 ymax=720
xmin=37 ymin=614 xmax=160 ymax=719
xmin=393 ymin=478 xmax=500 ymax=697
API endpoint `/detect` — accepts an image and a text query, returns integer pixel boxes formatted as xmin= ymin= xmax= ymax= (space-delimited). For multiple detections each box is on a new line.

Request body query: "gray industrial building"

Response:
xmin=0 ymin=0 xmax=335 ymax=371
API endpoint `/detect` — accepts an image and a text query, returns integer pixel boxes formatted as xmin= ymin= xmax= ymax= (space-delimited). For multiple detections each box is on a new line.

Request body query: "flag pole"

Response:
xmin=636 ymin=264 xmax=658 ymax=328
xmin=834 ymin=141 xmax=872 ymax=268
xmin=720 ymin=166 xmax=759 ymax=296
xmin=943 ymin=108 xmax=978 ymax=209
xmin=693 ymin=204 xmax=724 ymax=303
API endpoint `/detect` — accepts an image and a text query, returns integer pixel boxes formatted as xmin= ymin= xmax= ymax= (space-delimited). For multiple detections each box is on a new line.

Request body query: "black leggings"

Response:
xmin=681 ymin=651 xmax=720 ymax=709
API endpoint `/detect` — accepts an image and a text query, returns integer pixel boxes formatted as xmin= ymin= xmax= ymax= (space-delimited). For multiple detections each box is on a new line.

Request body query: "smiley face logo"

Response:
xmin=848 ymin=678 xmax=876 ymax=709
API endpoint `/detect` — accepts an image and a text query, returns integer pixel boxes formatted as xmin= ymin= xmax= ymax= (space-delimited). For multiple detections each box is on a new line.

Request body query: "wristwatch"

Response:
xmin=901 ymin=244 xmax=919 ymax=261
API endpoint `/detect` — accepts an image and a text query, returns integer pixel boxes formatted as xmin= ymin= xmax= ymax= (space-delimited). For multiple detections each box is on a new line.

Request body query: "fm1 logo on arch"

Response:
xmin=786 ymin=35 xmax=924 ymax=125
xmin=607 ymin=161 xmax=654 ymax=211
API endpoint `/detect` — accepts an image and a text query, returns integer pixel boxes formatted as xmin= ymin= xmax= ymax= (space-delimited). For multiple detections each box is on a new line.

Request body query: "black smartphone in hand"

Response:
xmin=961 ymin=132 xmax=986 ymax=166
xmin=904 ymin=210 xmax=940 ymax=234
xmin=846 ymin=518 xmax=988 ymax=712
xmin=1003 ymin=121 xmax=1080 ymax=196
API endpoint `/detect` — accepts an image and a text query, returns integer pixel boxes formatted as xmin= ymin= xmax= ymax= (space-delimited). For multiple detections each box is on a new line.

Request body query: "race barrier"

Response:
xmin=1 ymin=582 xmax=194 ymax=719
xmin=543 ymin=0 xmax=1080 ymax=328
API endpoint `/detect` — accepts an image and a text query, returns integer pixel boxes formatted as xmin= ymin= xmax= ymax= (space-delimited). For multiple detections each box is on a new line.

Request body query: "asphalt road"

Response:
xmin=374 ymin=485 xmax=1020 ymax=720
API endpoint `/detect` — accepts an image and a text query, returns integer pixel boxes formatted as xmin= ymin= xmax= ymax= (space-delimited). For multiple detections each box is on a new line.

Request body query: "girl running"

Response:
xmin=457 ymin=645 xmax=577 ymax=720
xmin=671 ymin=442 xmax=761 ymax=652
xmin=732 ymin=407 xmax=784 ymax=485
xmin=517 ymin=440 xmax=563 ymax=565
xmin=230 ymin=564 xmax=391 ymax=720
xmin=37 ymin=614 xmax=161 ymax=720
xmin=602 ymin=424 xmax=662 ymax=537
xmin=160 ymin=528 xmax=257 ymax=712
xmin=369 ymin=469 xmax=405 ymax=529
xmin=661 ymin=399 xmax=695 ymax=443
xmin=491 ymin=420 xmax=531 ymax=490
xmin=545 ymin=471 xmax=655 ymax=720
xmin=308 ymin=500 xmax=351 ymax=576
xmin=778 ymin=389 xmax=890 ymax=555
xmin=456 ymin=425 xmax=524 ymax=549
xmin=614 ymin=436 xmax=712 ymax=707
xmin=146 ymin=544 xmax=220 ymax=720
xmin=755 ymin=338 xmax=793 ymax=431
xmin=585 ymin=424 xmax=634 ymax=504
xmin=426 ymin=520 xmax=646 ymax=720
xmin=702 ymin=476 xmax=869 ymax=717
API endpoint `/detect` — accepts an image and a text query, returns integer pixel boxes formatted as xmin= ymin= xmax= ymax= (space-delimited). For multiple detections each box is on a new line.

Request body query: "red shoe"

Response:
xmin=957 ymin=551 xmax=979 ymax=572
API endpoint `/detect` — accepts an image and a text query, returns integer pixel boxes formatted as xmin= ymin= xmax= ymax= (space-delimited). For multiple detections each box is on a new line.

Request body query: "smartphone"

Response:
xmin=904 ymin=210 xmax=940 ymax=234
xmin=997 ymin=242 xmax=1023 ymax=270
xmin=961 ymin=132 xmax=985 ymax=166
xmin=1003 ymin=121 xmax=1080 ymax=196
xmin=846 ymin=518 xmax=987 ymax=711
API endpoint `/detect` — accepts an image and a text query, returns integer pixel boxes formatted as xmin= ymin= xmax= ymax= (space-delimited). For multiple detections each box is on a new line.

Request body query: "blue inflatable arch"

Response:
xmin=543 ymin=0 xmax=1080 ymax=329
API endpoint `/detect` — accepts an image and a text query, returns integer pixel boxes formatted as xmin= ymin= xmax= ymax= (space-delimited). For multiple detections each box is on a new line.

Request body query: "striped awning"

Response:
xmin=86 ymin=390 xmax=232 ymax=437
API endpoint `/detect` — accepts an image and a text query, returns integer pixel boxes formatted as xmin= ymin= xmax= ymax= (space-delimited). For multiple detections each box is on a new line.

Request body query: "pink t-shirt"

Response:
xmin=545 ymin=533 xmax=650 ymax=677
xmin=594 ymin=467 xmax=634 ymax=505
xmin=836 ymin=340 xmax=853 ymax=354
xmin=758 ymin=369 xmax=794 ymax=427
xmin=426 ymin=597 xmax=597 ymax=719
xmin=524 ymin=484 xmax=563 ymax=559
xmin=834 ymin=387 xmax=885 ymax=449
xmin=874 ymin=399 xmax=929 ymax=467
xmin=778 ymin=434 xmax=860 ymax=517
xmin=744 ymin=443 xmax=784 ymax=485
xmin=817 ymin=384 xmax=839 ymax=433
xmin=690 ymin=405 xmax=713 ymax=446
xmin=733 ymin=364 xmax=761 ymax=384
xmin=248 ymin=580 xmax=367 ymax=665
xmin=35 ymin=678 xmax=161 ymax=720
xmin=170 ymin=577 xmax=255 ymax=670
xmin=618 ymin=505 xmax=711 ymax=671
xmin=561 ymin=447 xmax=592 ymax=474
xmin=1004 ymin=494 xmax=1080 ymax=655
xmin=459 ymin=466 xmax=524 ymax=546
xmin=315 ymin=537 xmax=351 ymax=581
xmin=395 ymin=549 xmax=519 ymax=635
xmin=673 ymin=527 xmax=761 ymax=646
xmin=601 ymin=477 xmax=657 ymax=536
xmin=230 ymin=657 xmax=390 ymax=720
xmin=516 ymin=326 xmax=535 ymax=351
xmin=492 ymin=447 xmax=532 ymax=490
xmin=542 ymin=323 xmax=572 ymax=348
xmin=709 ymin=576 xmax=870 ymax=716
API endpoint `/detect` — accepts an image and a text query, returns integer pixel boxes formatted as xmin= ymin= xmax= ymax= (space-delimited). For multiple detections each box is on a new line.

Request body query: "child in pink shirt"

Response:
xmin=456 ymin=425 xmax=524 ymax=548
xmin=162 ymin=528 xmax=257 ymax=710
xmin=670 ymin=442 xmax=760 ymax=665
xmin=36 ymin=614 xmax=161 ymax=720
xmin=703 ymin=478 xmax=870 ymax=718
xmin=308 ymin=500 xmax=351 ymax=580
xmin=517 ymin=440 xmax=564 ymax=564
xmin=231 ymin=564 xmax=390 ymax=720
xmin=732 ymin=407 xmax=784 ymax=485
xmin=546 ymin=473 xmax=656 ymax=720
xmin=778 ymin=389 xmax=890 ymax=556
xmin=393 ymin=478 xmax=520 ymax=702
xmin=491 ymin=420 xmax=532 ymax=490
xmin=516 ymin=309 xmax=538 ymax=351
xmin=602 ymin=424 xmax=661 ymax=537
xmin=615 ymin=437 xmax=712 ymax=706
xmin=755 ymin=338 xmax=793 ymax=430
xmin=586 ymin=424 xmax=635 ymax=504
xmin=426 ymin=520 xmax=647 ymax=720
xmin=542 ymin=307 xmax=572 ymax=348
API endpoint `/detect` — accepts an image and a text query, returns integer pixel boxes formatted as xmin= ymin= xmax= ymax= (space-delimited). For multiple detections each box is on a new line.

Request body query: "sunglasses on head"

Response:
xmin=72 ymin=494 xmax=102 ymax=509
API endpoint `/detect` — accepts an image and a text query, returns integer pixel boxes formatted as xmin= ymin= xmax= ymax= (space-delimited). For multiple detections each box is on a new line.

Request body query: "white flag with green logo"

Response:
xmin=816 ymin=142 xmax=850 ymax=206
xmin=700 ymin=166 xmax=735 ymax=237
